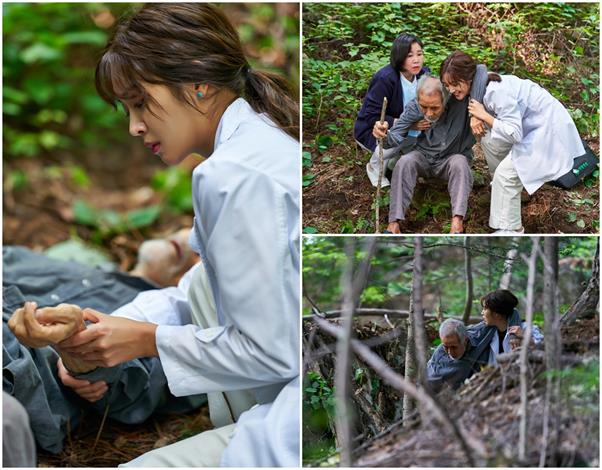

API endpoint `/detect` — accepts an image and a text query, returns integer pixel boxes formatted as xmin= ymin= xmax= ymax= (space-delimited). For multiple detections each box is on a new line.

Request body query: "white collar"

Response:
xmin=212 ymin=97 xmax=254 ymax=153
xmin=400 ymin=73 xmax=416 ymax=85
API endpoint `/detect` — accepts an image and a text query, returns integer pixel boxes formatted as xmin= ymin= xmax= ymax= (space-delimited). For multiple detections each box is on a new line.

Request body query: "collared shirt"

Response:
xmin=400 ymin=73 xmax=420 ymax=138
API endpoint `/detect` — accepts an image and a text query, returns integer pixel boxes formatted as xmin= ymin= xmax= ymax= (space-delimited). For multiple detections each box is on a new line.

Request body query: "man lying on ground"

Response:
xmin=4 ymin=229 xmax=255 ymax=456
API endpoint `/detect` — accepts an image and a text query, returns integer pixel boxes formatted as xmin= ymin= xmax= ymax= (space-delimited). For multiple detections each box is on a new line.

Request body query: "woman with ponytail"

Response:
xmin=57 ymin=4 xmax=299 ymax=466
xmin=441 ymin=51 xmax=584 ymax=234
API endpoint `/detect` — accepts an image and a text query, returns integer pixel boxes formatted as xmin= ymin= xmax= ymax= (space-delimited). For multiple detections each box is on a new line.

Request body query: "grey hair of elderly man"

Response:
xmin=416 ymin=75 xmax=450 ymax=105
xmin=438 ymin=318 xmax=468 ymax=360
xmin=439 ymin=318 xmax=466 ymax=343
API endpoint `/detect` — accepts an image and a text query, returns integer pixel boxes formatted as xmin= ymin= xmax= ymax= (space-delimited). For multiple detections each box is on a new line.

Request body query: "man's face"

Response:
xmin=417 ymin=92 xmax=444 ymax=123
xmin=441 ymin=333 xmax=466 ymax=360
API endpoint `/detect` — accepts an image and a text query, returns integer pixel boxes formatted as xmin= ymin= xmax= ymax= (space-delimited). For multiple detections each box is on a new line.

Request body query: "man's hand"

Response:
xmin=470 ymin=116 xmax=486 ymax=137
xmin=410 ymin=119 xmax=431 ymax=131
xmin=372 ymin=120 xmax=389 ymax=139
xmin=57 ymin=358 xmax=108 ymax=403
xmin=8 ymin=302 xmax=85 ymax=348
xmin=58 ymin=309 xmax=158 ymax=367
xmin=508 ymin=325 xmax=523 ymax=350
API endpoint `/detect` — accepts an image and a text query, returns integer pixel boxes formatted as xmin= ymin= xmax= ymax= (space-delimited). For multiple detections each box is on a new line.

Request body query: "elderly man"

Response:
xmin=373 ymin=75 xmax=475 ymax=234
xmin=427 ymin=310 xmax=522 ymax=392
xmin=426 ymin=319 xmax=488 ymax=392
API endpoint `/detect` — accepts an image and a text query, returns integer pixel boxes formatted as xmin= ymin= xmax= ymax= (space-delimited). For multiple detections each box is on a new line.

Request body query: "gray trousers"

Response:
xmin=389 ymin=150 xmax=473 ymax=223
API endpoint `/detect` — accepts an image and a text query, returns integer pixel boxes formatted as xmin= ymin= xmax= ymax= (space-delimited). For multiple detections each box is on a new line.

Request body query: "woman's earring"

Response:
xmin=197 ymin=91 xmax=204 ymax=98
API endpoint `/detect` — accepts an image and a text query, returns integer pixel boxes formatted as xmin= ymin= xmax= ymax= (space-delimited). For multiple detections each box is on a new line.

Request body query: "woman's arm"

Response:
xmin=468 ymin=85 xmax=523 ymax=144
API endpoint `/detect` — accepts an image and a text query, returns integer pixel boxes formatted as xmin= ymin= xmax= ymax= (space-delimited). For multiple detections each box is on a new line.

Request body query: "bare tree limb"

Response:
xmin=463 ymin=237 xmax=474 ymax=324
xmin=499 ymin=237 xmax=520 ymax=289
xmin=315 ymin=316 xmax=481 ymax=466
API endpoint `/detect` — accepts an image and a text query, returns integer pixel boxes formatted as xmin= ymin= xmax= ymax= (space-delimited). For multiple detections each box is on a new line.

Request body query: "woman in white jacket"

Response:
xmin=40 ymin=4 xmax=300 ymax=467
xmin=441 ymin=51 xmax=584 ymax=233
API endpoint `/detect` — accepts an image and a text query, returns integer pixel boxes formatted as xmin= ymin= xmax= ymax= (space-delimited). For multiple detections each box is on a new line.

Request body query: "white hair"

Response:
xmin=416 ymin=75 xmax=450 ymax=105
xmin=439 ymin=318 xmax=466 ymax=344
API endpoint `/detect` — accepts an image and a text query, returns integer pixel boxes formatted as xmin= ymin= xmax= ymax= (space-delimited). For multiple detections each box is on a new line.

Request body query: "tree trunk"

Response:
xmin=462 ymin=237 xmax=473 ymax=324
xmin=560 ymin=239 xmax=599 ymax=325
xmin=518 ymin=236 xmax=539 ymax=462
xmin=412 ymin=238 xmax=427 ymax=383
xmin=540 ymin=237 xmax=560 ymax=467
xmin=334 ymin=239 xmax=356 ymax=467
xmin=499 ymin=237 xmax=520 ymax=289
xmin=402 ymin=293 xmax=416 ymax=423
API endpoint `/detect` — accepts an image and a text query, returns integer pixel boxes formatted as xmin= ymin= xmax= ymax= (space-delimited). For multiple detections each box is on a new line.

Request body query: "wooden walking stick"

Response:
xmin=375 ymin=97 xmax=388 ymax=233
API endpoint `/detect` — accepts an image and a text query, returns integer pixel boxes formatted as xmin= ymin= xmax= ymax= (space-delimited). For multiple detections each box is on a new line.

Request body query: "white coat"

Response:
xmin=113 ymin=98 xmax=300 ymax=466
xmin=487 ymin=322 xmax=544 ymax=365
xmin=484 ymin=75 xmax=584 ymax=194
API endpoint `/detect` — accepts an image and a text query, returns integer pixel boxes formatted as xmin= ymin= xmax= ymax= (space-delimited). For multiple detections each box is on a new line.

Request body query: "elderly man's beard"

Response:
xmin=425 ymin=114 xmax=440 ymax=125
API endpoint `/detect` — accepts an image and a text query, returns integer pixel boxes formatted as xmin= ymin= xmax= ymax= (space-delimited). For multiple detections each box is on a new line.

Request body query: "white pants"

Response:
xmin=364 ymin=137 xmax=417 ymax=172
xmin=122 ymin=265 xmax=257 ymax=467
xmin=481 ymin=132 xmax=523 ymax=230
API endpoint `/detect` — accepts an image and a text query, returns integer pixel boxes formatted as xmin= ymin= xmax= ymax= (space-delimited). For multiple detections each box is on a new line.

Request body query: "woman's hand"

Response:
xmin=470 ymin=116 xmax=486 ymax=137
xmin=467 ymin=99 xmax=493 ymax=124
xmin=57 ymin=358 xmax=108 ymax=403
xmin=8 ymin=302 xmax=85 ymax=348
xmin=58 ymin=309 xmax=158 ymax=367
xmin=410 ymin=119 xmax=431 ymax=131
xmin=372 ymin=120 xmax=389 ymax=139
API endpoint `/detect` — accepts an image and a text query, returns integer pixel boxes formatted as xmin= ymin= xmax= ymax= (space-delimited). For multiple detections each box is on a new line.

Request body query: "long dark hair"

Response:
xmin=390 ymin=33 xmax=423 ymax=72
xmin=440 ymin=51 xmax=501 ymax=85
xmin=481 ymin=289 xmax=518 ymax=319
xmin=95 ymin=3 xmax=299 ymax=140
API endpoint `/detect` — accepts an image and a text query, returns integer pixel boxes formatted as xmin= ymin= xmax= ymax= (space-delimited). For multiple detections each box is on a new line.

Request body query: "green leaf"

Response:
xmin=568 ymin=212 xmax=577 ymax=222
xmin=69 ymin=165 xmax=90 ymax=188
xmin=73 ymin=200 xmax=98 ymax=226
xmin=126 ymin=205 xmax=162 ymax=229
xmin=20 ymin=43 xmax=63 ymax=63
xmin=303 ymin=226 xmax=318 ymax=234
xmin=576 ymin=219 xmax=586 ymax=229
xmin=62 ymin=31 xmax=107 ymax=46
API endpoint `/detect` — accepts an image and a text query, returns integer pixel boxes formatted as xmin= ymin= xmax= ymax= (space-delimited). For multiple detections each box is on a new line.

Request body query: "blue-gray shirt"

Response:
xmin=3 ymin=246 xmax=205 ymax=453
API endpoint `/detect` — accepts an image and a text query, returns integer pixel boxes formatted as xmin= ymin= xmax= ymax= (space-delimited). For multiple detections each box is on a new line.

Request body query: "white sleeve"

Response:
xmin=156 ymin=161 xmax=299 ymax=395
xmin=110 ymin=263 xmax=201 ymax=325
xmin=487 ymin=85 xmax=523 ymax=144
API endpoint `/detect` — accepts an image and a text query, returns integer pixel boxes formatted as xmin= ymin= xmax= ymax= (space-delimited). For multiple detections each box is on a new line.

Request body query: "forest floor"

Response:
xmin=303 ymin=315 xmax=599 ymax=467
xmin=3 ymin=151 xmax=205 ymax=466
xmin=302 ymin=134 xmax=600 ymax=235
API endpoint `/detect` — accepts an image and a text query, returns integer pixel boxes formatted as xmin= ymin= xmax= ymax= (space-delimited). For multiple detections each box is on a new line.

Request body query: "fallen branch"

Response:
xmin=303 ymin=308 xmax=483 ymax=324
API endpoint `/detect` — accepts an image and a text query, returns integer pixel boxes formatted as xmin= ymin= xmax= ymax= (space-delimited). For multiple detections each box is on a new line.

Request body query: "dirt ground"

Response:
xmin=303 ymin=137 xmax=600 ymax=234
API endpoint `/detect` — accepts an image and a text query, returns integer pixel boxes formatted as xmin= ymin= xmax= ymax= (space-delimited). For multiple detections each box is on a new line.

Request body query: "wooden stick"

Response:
xmin=375 ymin=97 xmax=388 ymax=233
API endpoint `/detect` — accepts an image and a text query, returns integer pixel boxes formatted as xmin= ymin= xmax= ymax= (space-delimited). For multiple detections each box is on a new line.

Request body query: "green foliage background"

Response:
xmin=303 ymin=2 xmax=600 ymax=145
xmin=302 ymin=236 xmax=597 ymax=318
xmin=4 ymin=3 xmax=300 ymax=161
